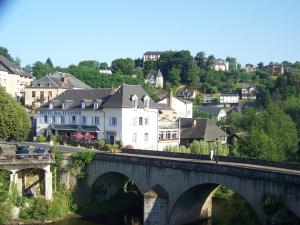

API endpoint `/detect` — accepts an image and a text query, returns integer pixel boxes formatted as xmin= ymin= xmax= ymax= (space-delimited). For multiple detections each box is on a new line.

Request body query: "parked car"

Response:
xmin=16 ymin=146 xmax=29 ymax=155
xmin=34 ymin=146 xmax=46 ymax=154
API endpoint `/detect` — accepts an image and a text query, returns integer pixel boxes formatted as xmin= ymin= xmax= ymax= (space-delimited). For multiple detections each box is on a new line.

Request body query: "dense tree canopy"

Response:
xmin=0 ymin=46 xmax=14 ymax=61
xmin=0 ymin=87 xmax=30 ymax=141
xmin=111 ymin=58 xmax=135 ymax=75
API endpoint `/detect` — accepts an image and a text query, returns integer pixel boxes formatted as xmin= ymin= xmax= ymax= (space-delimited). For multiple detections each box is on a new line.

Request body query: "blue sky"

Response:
xmin=0 ymin=0 xmax=299 ymax=67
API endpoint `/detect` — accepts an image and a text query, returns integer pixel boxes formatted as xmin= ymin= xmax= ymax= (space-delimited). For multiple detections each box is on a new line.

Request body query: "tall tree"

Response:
xmin=143 ymin=60 xmax=157 ymax=76
xmin=168 ymin=67 xmax=181 ymax=87
xmin=99 ymin=62 xmax=109 ymax=70
xmin=195 ymin=51 xmax=206 ymax=69
xmin=78 ymin=60 xmax=99 ymax=69
xmin=0 ymin=46 xmax=14 ymax=61
xmin=226 ymin=57 xmax=237 ymax=71
xmin=15 ymin=57 xmax=21 ymax=66
xmin=0 ymin=86 xmax=30 ymax=141
xmin=32 ymin=61 xmax=53 ymax=79
xmin=45 ymin=57 xmax=53 ymax=68
xmin=111 ymin=58 xmax=135 ymax=75
xmin=205 ymin=55 xmax=215 ymax=70
xmin=186 ymin=61 xmax=200 ymax=88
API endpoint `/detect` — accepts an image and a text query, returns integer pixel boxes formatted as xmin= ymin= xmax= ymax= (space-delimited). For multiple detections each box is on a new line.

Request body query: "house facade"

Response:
xmin=0 ymin=55 xmax=34 ymax=100
xmin=220 ymin=93 xmax=239 ymax=106
xmin=144 ymin=69 xmax=164 ymax=88
xmin=158 ymin=95 xmax=193 ymax=118
xmin=24 ymin=72 xmax=91 ymax=108
xmin=245 ymin=64 xmax=256 ymax=73
xmin=36 ymin=84 xmax=159 ymax=150
xmin=265 ymin=63 xmax=284 ymax=75
xmin=213 ymin=59 xmax=229 ymax=71
xmin=143 ymin=51 xmax=162 ymax=62
xmin=240 ymin=85 xmax=256 ymax=100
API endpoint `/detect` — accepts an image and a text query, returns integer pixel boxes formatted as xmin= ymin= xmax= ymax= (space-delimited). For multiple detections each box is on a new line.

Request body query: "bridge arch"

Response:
xmin=168 ymin=183 xmax=261 ymax=225
xmin=91 ymin=172 xmax=142 ymax=202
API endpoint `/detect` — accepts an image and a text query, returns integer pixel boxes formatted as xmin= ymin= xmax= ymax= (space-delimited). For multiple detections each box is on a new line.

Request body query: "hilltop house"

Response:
xmin=158 ymin=95 xmax=193 ymax=118
xmin=265 ymin=63 xmax=284 ymax=75
xmin=36 ymin=84 xmax=159 ymax=150
xmin=245 ymin=64 xmax=256 ymax=73
xmin=24 ymin=72 xmax=91 ymax=108
xmin=197 ymin=106 xmax=227 ymax=122
xmin=143 ymin=51 xmax=162 ymax=62
xmin=180 ymin=118 xmax=228 ymax=145
xmin=213 ymin=59 xmax=229 ymax=71
xmin=145 ymin=69 xmax=164 ymax=88
xmin=0 ymin=55 xmax=34 ymax=100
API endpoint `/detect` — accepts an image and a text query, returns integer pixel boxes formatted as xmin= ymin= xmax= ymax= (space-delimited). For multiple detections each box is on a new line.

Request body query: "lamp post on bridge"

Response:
xmin=215 ymin=138 xmax=219 ymax=164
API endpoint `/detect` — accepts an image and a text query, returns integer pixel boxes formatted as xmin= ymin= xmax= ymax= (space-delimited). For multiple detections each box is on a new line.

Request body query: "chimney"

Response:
xmin=62 ymin=76 xmax=69 ymax=87
xmin=193 ymin=119 xmax=197 ymax=127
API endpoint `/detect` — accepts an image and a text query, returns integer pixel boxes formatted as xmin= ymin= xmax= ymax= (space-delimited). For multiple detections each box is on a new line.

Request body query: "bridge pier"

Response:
xmin=44 ymin=166 xmax=53 ymax=200
xmin=144 ymin=186 xmax=169 ymax=225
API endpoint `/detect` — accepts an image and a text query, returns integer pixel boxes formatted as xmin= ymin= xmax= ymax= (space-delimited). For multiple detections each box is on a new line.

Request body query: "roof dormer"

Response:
xmin=81 ymin=100 xmax=86 ymax=109
xmin=93 ymin=99 xmax=102 ymax=110
xmin=49 ymin=101 xmax=54 ymax=109
xmin=62 ymin=101 xmax=67 ymax=110
xmin=142 ymin=95 xmax=150 ymax=108
xmin=130 ymin=94 xmax=138 ymax=109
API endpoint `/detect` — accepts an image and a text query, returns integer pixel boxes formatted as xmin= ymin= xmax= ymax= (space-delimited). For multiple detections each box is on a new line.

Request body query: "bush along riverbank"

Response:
xmin=0 ymin=147 xmax=95 ymax=224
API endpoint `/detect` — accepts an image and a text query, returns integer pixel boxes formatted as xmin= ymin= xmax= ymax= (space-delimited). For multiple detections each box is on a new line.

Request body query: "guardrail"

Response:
xmin=0 ymin=154 xmax=55 ymax=164
xmin=121 ymin=149 xmax=300 ymax=171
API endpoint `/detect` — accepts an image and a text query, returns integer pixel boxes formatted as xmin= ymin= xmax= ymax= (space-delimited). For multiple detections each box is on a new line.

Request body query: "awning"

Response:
xmin=48 ymin=124 xmax=100 ymax=132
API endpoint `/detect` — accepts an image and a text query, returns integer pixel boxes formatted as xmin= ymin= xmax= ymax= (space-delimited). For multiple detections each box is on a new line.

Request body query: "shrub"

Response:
xmin=69 ymin=150 xmax=95 ymax=179
xmin=37 ymin=135 xmax=47 ymax=142
xmin=104 ymin=144 xmax=113 ymax=151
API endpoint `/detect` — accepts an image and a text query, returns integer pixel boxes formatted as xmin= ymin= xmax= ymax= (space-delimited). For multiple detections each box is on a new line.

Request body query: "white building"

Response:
xmin=197 ymin=106 xmax=227 ymax=122
xmin=99 ymin=69 xmax=112 ymax=75
xmin=220 ymin=93 xmax=239 ymax=106
xmin=213 ymin=59 xmax=229 ymax=71
xmin=0 ymin=55 xmax=34 ymax=100
xmin=245 ymin=64 xmax=256 ymax=73
xmin=240 ymin=85 xmax=256 ymax=100
xmin=145 ymin=69 xmax=164 ymax=88
xmin=175 ymin=89 xmax=197 ymax=99
xmin=36 ymin=84 xmax=159 ymax=150
xmin=143 ymin=51 xmax=161 ymax=62
xmin=158 ymin=95 xmax=193 ymax=118
xmin=24 ymin=72 xmax=91 ymax=108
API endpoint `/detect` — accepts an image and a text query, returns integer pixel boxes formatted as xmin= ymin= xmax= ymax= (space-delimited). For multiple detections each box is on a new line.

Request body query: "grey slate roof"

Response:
xmin=0 ymin=55 xmax=33 ymax=77
xmin=39 ymin=84 xmax=158 ymax=110
xmin=101 ymin=84 xmax=158 ymax=108
xmin=180 ymin=118 xmax=228 ymax=141
xmin=40 ymin=88 xmax=114 ymax=109
xmin=29 ymin=72 xmax=91 ymax=89
xmin=197 ymin=106 xmax=223 ymax=116
xmin=144 ymin=51 xmax=162 ymax=56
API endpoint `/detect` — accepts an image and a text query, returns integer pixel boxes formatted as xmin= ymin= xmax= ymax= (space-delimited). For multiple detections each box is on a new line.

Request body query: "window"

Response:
xmin=143 ymin=95 xmax=150 ymax=108
xmin=52 ymin=116 xmax=56 ymax=124
xmin=81 ymin=116 xmax=86 ymax=124
xmin=132 ymin=117 xmax=137 ymax=126
xmin=159 ymin=131 xmax=164 ymax=140
xmin=144 ymin=117 xmax=149 ymax=125
xmin=139 ymin=117 xmax=143 ymax=126
xmin=172 ymin=131 xmax=178 ymax=139
xmin=40 ymin=91 xmax=44 ymax=99
xmin=144 ymin=133 xmax=149 ymax=142
xmin=132 ymin=133 xmax=137 ymax=143
xmin=61 ymin=115 xmax=65 ymax=124
xmin=81 ymin=101 xmax=85 ymax=109
xmin=94 ymin=101 xmax=99 ymax=109
xmin=110 ymin=117 xmax=117 ymax=126
xmin=94 ymin=116 xmax=99 ymax=125
xmin=32 ymin=91 xmax=36 ymax=97
xmin=131 ymin=95 xmax=138 ymax=109
xmin=49 ymin=102 xmax=53 ymax=109
xmin=71 ymin=116 xmax=76 ymax=124
xmin=44 ymin=115 xmax=48 ymax=123
xmin=62 ymin=102 xmax=66 ymax=109
xmin=166 ymin=131 xmax=171 ymax=139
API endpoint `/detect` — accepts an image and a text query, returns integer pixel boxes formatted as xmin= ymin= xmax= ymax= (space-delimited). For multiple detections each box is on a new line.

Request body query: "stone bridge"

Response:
xmin=0 ymin=154 xmax=55 ymax=199
xmin=85 ymin=150 xmax=300 ymax=225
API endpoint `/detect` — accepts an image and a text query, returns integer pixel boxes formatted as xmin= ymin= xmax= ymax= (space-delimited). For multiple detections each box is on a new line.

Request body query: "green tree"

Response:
xmin=15 ymin=57 xmax=21 ymax=66
xmin=99 ymin=62 xmax=109 ymax=70
xmin=143 ymin=60 xmax=157 ymax=76
xmin=195 ymin=51 xmax=206 ymax=69
xmin=226 ymin=57 xmax=237 ymax=71
xmin=0 ymin=86 xmax=30 ymax=141
xmin=168 ymin=67 xmax=181 ymax=87
xmin=111 ymin=58 xmax=135 ymax=75
xmin=78 ymin=60 xmax=99 ymax=69
xmin=32 ymin=61 xmax=53 ymax=79
xmin=45 ymin=57 xmax=53 ymax=68
xmin=186 ymin=61 xmax=200 ymax=88
xmin=205 ymin=55 xmax=215 ymax=70
xmin=0 ymin=46 xmax=14 ymax=61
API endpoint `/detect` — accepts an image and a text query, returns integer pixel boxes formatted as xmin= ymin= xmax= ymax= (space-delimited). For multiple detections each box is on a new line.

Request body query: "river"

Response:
xmin=48 ymin=194 xmax=261 ymax=225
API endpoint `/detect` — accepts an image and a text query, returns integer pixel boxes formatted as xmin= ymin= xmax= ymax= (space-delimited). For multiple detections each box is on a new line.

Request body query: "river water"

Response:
xmin=49 ymin=195 xmax=261 ymax=225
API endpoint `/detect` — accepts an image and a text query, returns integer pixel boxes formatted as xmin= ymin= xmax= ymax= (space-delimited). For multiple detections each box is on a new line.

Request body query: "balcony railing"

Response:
xmin=0 ymin=154 xmax=55 ymax=165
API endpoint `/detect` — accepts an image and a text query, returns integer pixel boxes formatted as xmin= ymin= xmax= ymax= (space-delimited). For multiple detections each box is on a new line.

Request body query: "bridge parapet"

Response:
xmin=0 ymin=154 xmax=55 ymax=165
xmin=122 ymin=149 xmax=300 ymax=171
